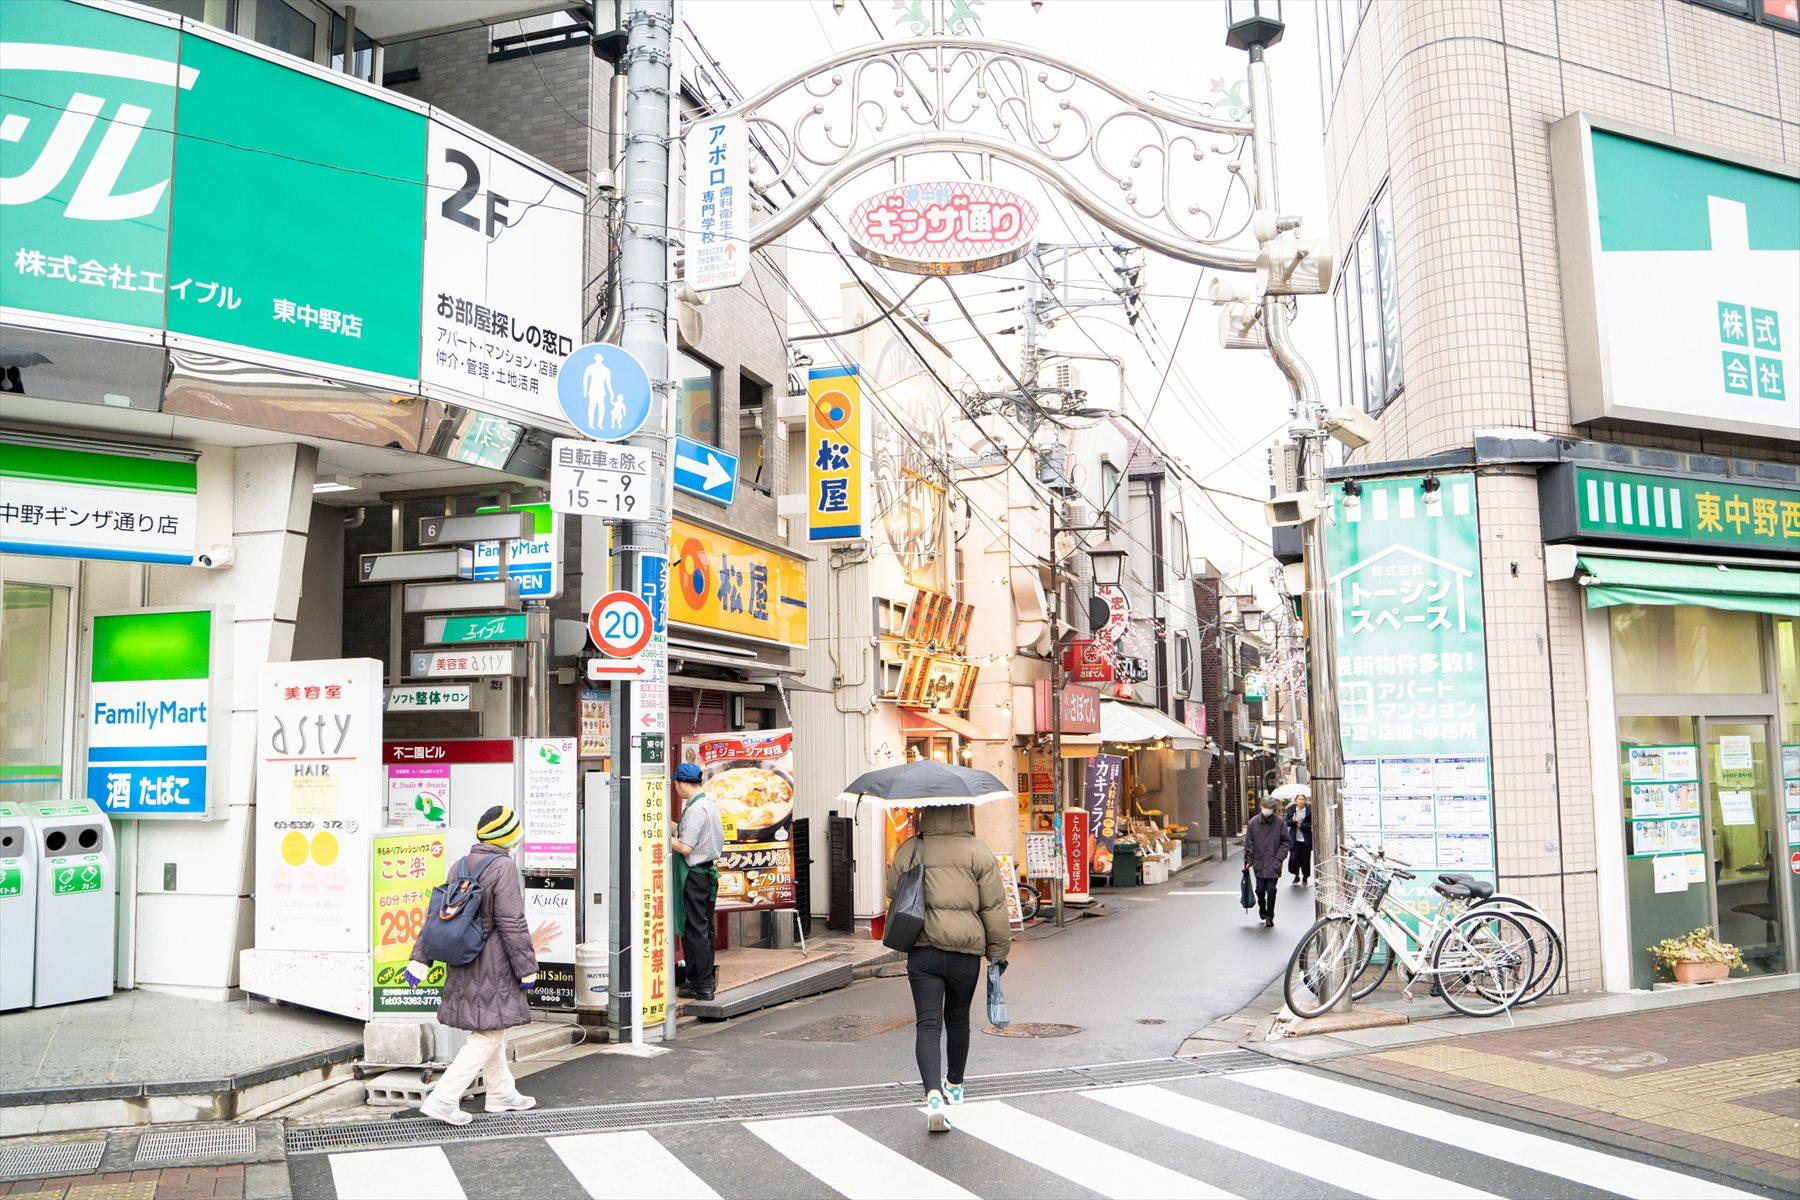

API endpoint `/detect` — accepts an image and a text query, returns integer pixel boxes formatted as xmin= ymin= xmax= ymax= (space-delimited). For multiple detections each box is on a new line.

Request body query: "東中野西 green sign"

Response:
xmin=2 ymin=0 xmax=422 ymax=382
xmin=1564 ymin=466 xmax=1800 ymax=556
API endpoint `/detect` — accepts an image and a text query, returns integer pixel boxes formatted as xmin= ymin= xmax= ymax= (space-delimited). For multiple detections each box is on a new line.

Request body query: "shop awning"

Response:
xmin=1576 ymin=555 xmax=1800 ymax=616
xmin=900 ymin=707 xmax=1006 ymax=741
xmin=1099 ymin=701 xmax=1207 ymax=751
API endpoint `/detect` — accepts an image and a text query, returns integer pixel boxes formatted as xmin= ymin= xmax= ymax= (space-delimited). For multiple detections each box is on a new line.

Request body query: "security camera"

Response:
xmin=1265 ymin=491 xmax=1318 ymax=528
xmin=1322 ymin=405 xmax=1378 ymax=450
xmin=194 ymin=545 xmax=236 ymax=570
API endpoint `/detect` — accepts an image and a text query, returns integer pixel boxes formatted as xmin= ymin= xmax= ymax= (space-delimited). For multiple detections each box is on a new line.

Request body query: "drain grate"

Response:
xmin=768 ymin=1014 xmax=914 ymax=1043
xmin=133 ymin=1125 xmax=257 ymax=1166
xmin=983 ymin=1022 xmax=1082 ymax=1038
xmin=0 ymin=1140 xmax=106 ymax=1180
xmin=285 ymin=1050 xmax=1272 ymax=1155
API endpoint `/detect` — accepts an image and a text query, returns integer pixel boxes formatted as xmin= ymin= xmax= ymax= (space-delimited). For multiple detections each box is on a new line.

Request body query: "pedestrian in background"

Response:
xmin=671 ymin=762 xmax=724 ymax=1002
xmin=886 ymin=804 xmax=1011 ymax=1133
xmin=1244 ymin=797 xmax=1292 ymax=928
xmin=1286 ymin=794 xmax=1313 ymax=886
xmin=415 ymin=805 xmax=539 ymax=1126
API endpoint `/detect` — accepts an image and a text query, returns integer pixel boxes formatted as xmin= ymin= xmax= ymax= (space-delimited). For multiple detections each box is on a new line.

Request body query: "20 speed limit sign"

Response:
xmin=588 ymin=591 xmax=653 ymax=658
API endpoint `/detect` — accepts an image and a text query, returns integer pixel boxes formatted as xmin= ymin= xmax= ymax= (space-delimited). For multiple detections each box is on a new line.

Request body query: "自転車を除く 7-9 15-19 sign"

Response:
xmin=848 ymin=181 xmax=1039 ymax=276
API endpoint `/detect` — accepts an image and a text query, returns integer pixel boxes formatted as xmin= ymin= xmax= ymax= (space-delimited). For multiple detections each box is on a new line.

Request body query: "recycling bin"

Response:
xmin=0 ymin=801 xmax=37 ymax=1011
xmin=29 ymin=797 xmax=116 ymax=1007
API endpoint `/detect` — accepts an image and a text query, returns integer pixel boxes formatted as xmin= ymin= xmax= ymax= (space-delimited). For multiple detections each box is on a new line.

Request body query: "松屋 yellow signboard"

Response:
xmin=670 ymin=519 xmax=808 ymax=647
xmin=806 ymin=365 xmax=863 ymax=542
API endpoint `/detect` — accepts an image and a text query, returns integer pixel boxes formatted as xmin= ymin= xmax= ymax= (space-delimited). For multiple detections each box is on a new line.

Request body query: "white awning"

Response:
xmin=1062 ymin=701 xmax=1206 ymax=751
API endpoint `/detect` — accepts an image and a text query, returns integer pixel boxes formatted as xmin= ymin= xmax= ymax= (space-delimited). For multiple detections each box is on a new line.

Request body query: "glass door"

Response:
xmin=1 ymin=576 xmax=73 ymax=802
xmin=1702 ymin=719 xmax=1787 ymax=976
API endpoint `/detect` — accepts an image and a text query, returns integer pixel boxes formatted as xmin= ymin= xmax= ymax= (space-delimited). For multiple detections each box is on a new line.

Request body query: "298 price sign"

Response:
xmin=549 ymin=436 xmax=650 ymax=519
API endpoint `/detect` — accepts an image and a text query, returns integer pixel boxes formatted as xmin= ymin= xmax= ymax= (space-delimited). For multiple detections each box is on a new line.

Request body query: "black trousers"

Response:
xmin=681 ymin=865 xmax=717 ymax=992
xmin=907 ymin=946 xmax=981 ymax=1096
xmin=1254 ymin=874 xmax=1280 ymax=921
xmin=1289 ymin=840 xmax=1313 ymax=880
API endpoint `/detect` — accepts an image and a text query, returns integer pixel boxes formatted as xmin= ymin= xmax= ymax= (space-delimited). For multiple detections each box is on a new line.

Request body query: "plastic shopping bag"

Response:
xmin=986 ymin=960 xmax=1009 ymax=1029
xmin=1239 ymin=867 xmax=1255 ymax=911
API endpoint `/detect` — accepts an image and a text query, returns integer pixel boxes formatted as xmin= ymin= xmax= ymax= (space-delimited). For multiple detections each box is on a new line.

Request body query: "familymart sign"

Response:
xmin=1551 ymin=114 xmax=1798 ymax=442
xmin=0 ymin=439 xmax=197 ymax=564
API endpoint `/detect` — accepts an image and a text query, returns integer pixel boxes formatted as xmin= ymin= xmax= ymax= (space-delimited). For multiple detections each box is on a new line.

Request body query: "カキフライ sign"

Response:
xmin=848 ymin=180 xmax=1039 ymax=275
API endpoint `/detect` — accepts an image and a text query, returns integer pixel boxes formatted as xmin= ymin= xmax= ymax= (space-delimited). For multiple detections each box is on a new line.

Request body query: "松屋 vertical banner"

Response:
xmin=1325 ymin=473 xmax=1495 ymax=913
xmin=806 ymin=366 xmax=863 ymax=542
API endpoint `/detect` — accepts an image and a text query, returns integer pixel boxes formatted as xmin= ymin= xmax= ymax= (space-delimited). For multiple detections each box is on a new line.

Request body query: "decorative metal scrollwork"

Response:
xmin=705 ymin=36 xmax=1259 ymax=270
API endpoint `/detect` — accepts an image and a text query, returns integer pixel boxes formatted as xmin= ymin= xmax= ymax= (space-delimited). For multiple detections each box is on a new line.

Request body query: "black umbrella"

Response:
xmin=839 ymin=760 xmax=1012 ymax=808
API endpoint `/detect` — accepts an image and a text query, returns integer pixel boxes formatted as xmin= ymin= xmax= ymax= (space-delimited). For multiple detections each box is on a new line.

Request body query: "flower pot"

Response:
xmin=1672 ymin=959 xmax=1729 ymax=985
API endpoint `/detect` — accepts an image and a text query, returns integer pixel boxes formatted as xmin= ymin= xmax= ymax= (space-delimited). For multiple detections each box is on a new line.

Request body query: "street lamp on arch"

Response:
xmin=1225 ymin=0 xmax=1285 ymax=51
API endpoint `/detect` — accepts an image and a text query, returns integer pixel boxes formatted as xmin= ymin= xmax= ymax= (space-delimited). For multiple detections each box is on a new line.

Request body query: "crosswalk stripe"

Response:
xmin=547 ymin=1130 xmax=721 ymax=1199
xmin=746 ymin=1114 xmax=976 ymax=1200
xmin=327 ymin=1147 xmax=465 ymax=1200
xmin=1234 ymin=1068 xmax=1760 ymax=1200
xmin=947 ymin=1100 xmax=1238 ymax=1199
xmin=1085 ymin=1083 xmax=1498 ymax=1200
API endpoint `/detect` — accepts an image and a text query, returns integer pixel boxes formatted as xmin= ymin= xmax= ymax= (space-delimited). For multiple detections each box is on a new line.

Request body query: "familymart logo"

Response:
xmin=1717 ymin=301 xmax=1785 ymax=401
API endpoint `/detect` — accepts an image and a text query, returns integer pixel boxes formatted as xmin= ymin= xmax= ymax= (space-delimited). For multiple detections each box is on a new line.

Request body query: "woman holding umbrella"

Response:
xmin=846 ymin=761 xmax=1013 ymax=1134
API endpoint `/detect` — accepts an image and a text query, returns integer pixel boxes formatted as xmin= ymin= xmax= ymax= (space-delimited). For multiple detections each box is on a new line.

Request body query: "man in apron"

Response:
xmin=671 ymin=762 xmax=723 ymax=1001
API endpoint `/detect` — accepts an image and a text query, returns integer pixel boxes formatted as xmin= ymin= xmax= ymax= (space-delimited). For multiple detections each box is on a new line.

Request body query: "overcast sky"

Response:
xmin=681 ymin=0 xmax=1337 ymax=597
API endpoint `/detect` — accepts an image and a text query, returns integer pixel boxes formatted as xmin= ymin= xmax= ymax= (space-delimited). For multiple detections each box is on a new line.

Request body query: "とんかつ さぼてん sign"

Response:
xmin=848 ymin=181 xmax=1039 ymax=276
xmin=85 ymin=608 xmax=228 ymax=817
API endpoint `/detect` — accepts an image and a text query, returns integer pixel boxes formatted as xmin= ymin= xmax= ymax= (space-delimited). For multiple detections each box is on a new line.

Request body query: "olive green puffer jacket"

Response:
xmin=884 ymin=804 xmax=1011 ymax=962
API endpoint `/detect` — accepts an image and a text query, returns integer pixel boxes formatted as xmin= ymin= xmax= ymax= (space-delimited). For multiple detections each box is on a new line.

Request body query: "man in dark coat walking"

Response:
xmin=413 ymin=805 xmax=539 ymax=1126
xmin=1243 ymin=797 xmax=1292 ymax=927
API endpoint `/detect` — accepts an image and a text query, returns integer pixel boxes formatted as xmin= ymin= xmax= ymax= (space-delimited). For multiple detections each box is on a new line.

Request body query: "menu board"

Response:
xmin=681 ymin=729 xmax=797 ymax=911
xmin=1342 ymin=755 xmax=1494 ymax=877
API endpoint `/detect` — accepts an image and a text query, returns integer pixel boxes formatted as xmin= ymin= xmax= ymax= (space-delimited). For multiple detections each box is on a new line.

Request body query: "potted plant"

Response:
xmin=1648 ymin=926 xmax=1744 ymax=984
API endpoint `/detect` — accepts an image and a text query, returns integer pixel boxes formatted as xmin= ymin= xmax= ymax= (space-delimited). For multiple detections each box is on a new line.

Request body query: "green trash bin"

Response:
xmin=1111 ymin=840 xmax=1140 ymax=888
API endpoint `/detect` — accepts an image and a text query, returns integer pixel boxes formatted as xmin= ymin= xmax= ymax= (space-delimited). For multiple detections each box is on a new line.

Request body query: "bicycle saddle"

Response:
xmin=1433 ymin=873 xmax=1495 ymax=900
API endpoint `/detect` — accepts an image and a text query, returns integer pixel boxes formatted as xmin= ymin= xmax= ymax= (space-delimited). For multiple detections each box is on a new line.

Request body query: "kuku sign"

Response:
xmin=85 ymin=607 xmax=228 ymax=818
xmin=848 ymin=181 xmax=1039 ymax=276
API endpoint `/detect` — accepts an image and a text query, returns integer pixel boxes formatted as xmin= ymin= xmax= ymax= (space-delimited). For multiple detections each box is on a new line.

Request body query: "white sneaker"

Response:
xmin=420 ymin=1096 xmax=473 ymax=1126
xmin=945 ymin=1083 xmax=964 ymax=1105
xmin=925 ymin=1090 xmax=951 ymax=1132
xmin=485 ymin=1093 xmax=537 ymax=1113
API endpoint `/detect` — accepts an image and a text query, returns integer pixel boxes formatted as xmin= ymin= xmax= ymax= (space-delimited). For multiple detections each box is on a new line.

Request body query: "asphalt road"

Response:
xmin=522 ymin=863 xmax=1305 ymax=1109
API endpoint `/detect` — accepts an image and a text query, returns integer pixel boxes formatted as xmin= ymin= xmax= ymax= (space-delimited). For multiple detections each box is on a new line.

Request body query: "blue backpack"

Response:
xmin=414 ymin=854 xmax=502 ymax=967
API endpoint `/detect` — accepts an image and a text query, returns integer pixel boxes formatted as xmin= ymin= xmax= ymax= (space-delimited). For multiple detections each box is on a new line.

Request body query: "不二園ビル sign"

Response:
xmin=84 ymin=607 xmax=227 ymax=818
xmin=1539 ymin=463 xmax=1800 ymax=558
xmin=848 ymin=181 xmax=1040 ymax=276
xmin=1 ymin=441 xmax=198 ymax=565
xmin=370 ymin=830 xmax=449 ymax=1013
xmin=682 ymin=115 xmax=749 ymax=291
xmin=1550 ymin=115 xmax=1797 ymax=442
xmin=806 ymin=366 xmax=864 ymax=542
xmin=670 ymin=519 xmax=808 ymax=648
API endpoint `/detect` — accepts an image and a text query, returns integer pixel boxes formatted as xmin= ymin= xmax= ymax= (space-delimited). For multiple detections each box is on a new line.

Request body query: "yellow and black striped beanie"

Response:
xmin=477 ymin=805 xmax=523 ymax=848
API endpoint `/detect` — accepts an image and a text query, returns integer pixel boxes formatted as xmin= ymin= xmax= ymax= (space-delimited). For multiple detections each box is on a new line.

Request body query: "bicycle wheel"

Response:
xmin=1431 ymin=909 xmax=1536 ymax=1017
xmin=1284 ymin=916 xmax=1367 ymax=1018
xmin=1486 ymin=906 xmax=1564 ymax=1004
xmin=1017 ymin=883 xmax=1041 ymax=922
xmin=1349 ymin=932 xmax=1393 ymax=1001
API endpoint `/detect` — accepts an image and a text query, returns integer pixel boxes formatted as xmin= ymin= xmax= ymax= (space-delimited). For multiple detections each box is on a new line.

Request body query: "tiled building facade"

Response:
xmin=1317 ymin=0 xmax=1800 ymax=992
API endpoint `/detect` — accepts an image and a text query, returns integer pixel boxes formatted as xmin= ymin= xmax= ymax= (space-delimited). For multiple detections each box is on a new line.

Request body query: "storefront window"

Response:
xmin=675 ymin=347 xmax=721 ymax=446
xmin=1609 ymin=604 xmax=1767 ymax=695
xmin=1 ymin=580 xmax=71 ymax=801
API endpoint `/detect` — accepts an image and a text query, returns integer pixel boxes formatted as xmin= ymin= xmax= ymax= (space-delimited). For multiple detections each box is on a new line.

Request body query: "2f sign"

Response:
xmin=440 ymin=149 xmax=512 ymax=239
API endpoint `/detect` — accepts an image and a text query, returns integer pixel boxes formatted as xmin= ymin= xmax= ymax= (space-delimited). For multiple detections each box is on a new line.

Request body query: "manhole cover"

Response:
xmin=983 ymin=1022 xmax=1082 ymax=1038
xmin=769 ymin=1014 xmax=914 ymax=1043
xmin=1136 ymin=1018 xmax=1166 ymax=1025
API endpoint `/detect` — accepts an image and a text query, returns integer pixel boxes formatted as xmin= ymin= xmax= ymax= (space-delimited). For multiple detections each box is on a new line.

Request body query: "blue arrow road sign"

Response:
xmin=671 ymin=435 xmax=738 ymax=506
xmin=555 ymin=343 xmax=653 ymax=441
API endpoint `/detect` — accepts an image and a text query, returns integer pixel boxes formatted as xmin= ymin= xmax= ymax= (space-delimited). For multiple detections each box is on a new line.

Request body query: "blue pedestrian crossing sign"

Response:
xmin=671 ymin=435 xmax=738 ymax=506
xmin=555 ymin=343 xmax=653 ymax=441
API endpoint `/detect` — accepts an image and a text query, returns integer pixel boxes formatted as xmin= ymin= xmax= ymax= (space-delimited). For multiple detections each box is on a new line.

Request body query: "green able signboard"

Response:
xmin=1325 ymin=473 xmax=1496 ymax=901
xmin=427 ymin=614 xmax=530 ymax=644
xmin=1550 ymin=465 xmax=1800 ymax=557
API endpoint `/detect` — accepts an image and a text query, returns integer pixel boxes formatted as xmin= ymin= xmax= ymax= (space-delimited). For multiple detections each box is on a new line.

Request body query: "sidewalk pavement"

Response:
xmin=0 ymin=1163 xmax=278 ymax=1200
xmin=1196 ymin=971 xmax=1800 ymax=1191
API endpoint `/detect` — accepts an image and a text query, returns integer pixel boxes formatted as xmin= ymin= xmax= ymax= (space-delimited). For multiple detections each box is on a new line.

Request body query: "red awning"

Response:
xmin=900 ymin=707 xmax=1004 ymax=741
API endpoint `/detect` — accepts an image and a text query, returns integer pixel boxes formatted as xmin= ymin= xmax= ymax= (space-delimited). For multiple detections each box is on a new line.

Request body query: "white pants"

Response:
xmin=426 ymin=1028 xmax=520 ymax=1109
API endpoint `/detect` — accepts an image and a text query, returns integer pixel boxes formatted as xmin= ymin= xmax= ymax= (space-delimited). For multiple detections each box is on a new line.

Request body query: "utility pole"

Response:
xmin=609 ymin=0 xmax=675 ymax=1046
xmin=1231 ymin=4 xmax=1346 ymax=1007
